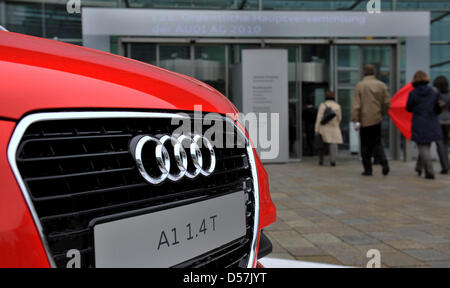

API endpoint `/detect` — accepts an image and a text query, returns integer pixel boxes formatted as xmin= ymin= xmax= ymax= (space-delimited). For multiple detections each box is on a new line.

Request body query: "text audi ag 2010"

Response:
xmin=0 ymin=31 xmax=276 ymax=268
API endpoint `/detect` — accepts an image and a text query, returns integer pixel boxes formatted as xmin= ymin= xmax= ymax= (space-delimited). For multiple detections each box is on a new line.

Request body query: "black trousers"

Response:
xmin=305 ymin=130 xmax=315 ymax=156
xmin=359 ymin=123 xmax=387 ymax=173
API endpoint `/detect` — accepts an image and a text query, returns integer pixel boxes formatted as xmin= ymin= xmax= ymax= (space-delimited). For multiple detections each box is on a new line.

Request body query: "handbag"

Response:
xmin=320 ymin=103 xmax=337 ymax=125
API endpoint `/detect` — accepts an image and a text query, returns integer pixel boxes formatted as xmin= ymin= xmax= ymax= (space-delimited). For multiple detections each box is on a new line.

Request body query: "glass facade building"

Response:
xmin=1 ymin=0 xmax=449 ymax=160
xmin=2 ymin=0 xmax=449 ymax=79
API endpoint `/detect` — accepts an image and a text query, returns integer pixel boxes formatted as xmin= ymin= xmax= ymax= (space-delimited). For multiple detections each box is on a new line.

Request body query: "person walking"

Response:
xmin=407 ymin=71 xmax=443 ymax=179
xmin=433 ymin=76 xmax=450 ymax=174
xmin=352 ymin=64 xmax=390 ymax=176
xmin=315 ymin=91 xmax=343 ymax=166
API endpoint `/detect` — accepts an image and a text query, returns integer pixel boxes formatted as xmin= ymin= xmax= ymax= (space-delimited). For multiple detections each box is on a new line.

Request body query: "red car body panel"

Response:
xmin=0 ymin=122 xmax=50 ymax=267
xmin=0 ymin=31 xmax=238 ymax=120
xmin=0 ymin=31 xmax=276 ymax=267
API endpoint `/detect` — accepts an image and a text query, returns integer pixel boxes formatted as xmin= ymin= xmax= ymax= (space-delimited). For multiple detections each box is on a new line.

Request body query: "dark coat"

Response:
xmin=406 ymin=84 xmax=443 ymax=144
xmin=302 ymin=106 xmax=318 ymax=135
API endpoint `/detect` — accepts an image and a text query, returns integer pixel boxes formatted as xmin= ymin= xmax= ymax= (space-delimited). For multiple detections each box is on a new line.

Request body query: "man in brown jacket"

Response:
xmin=352 ymin=64 xmax=390 ymax=176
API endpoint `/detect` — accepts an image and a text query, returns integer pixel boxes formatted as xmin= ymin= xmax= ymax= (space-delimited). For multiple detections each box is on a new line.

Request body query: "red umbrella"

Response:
xmin=388 ymin=82 xmax=414 ymax=140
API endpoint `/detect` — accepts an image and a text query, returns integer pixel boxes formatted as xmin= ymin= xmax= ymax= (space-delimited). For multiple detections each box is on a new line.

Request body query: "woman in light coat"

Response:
xmin=315 ymin=91 xmax=343 ymax=166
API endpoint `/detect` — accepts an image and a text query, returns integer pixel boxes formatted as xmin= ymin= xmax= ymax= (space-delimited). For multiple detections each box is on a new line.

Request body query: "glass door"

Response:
xmin=335 ymin=43 xmax=398 ymax=158
xmin=128 ymin=43 xmax=157 ymax=65
xmin=301 ymin=45 xmax=330 ymax=157
xmin=336 ymin=45 xmax=359 ymax=151
xmin=361 ymin=46 xmax=393 ymax=154
xmin=159 ymin=44 xmax=193 ymax=77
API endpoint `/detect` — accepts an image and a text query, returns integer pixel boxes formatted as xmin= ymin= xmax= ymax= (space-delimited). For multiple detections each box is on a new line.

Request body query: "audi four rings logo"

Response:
xmin=129 ymin=134 xmax=216 ymax=184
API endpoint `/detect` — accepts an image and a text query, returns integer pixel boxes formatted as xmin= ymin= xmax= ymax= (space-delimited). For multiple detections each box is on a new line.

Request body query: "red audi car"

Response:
xmin=0 ymin=30 xmax=276 ymax=268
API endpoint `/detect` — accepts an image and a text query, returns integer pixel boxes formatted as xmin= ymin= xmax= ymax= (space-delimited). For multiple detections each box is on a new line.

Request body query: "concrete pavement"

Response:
xmin=263 ymin=157 xmax=450 ymax=268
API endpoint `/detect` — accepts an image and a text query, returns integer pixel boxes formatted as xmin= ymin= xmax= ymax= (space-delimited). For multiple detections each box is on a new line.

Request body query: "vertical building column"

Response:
xmin=405 ymin=36 xmax=430 ymax=83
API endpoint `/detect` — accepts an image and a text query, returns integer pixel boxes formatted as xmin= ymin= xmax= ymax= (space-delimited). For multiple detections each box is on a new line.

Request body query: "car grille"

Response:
xmin=12 ymin=112 xmax=256 ymax=268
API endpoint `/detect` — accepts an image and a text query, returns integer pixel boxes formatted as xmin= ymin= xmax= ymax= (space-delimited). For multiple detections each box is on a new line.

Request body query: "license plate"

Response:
xmin=93 ymin=191 xmax=247 ymax=268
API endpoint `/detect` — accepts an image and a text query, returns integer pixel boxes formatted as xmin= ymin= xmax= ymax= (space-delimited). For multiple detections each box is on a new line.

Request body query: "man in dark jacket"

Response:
xmin=407 ymin=71 xmax=443 ymax=179
xmin=352 ymin=64 xmax=390 ymax=176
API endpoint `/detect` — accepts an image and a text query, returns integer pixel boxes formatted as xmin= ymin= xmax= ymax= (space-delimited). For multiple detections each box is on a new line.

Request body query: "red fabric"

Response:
xmin=388 ymin=83 xmax=414 ymax=140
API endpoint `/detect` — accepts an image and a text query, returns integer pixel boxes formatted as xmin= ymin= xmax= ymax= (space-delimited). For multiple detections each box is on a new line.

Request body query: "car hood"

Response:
xmin=0 ymin=31 xmax=238 ymax=120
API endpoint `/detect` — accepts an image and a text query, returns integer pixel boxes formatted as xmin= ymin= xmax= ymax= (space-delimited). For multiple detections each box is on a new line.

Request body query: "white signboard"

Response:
xmin=241 ymin=49 xmax=289 ymax=163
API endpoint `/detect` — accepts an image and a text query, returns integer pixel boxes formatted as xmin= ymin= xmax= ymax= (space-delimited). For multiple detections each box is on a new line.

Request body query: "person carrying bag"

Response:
xmin=314 ymin=91 xmax=343 ymax=166
xmin=321 ymin=104 xmax=337 ymax=125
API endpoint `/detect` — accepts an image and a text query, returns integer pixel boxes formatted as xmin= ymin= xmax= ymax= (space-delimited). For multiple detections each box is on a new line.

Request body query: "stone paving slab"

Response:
xmin=263 ymin=157 xmax=450 ymax=268
xmin=427 ymin=261 xmax=450 ymax=268
xmin=403 ymin=249 xmax=450 ymax=262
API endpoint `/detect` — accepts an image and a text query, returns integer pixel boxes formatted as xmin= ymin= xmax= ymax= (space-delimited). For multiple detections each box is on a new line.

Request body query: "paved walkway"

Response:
xmin=264 ymin=157 xmax=450 ymax=267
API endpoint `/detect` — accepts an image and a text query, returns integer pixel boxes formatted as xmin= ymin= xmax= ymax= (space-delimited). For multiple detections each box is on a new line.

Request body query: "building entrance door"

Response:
xmin=120 ymin=38 xmax=401 ymax=161
xmin=261 ymin=43 xmax=332 ymax=160
xmin=334 ymin=41 xmax=400 ymax=159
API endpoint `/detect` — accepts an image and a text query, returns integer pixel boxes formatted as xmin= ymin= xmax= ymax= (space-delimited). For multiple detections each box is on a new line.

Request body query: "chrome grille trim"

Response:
xmin=7 ymin=111 xmax=260 ymax=268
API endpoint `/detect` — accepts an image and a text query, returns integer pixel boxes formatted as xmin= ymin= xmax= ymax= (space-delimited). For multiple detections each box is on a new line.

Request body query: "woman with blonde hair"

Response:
xmin=407 ymin=71 xmax=443 ymax=179
xmin=315 ymin=91 xmax=343 ymax=166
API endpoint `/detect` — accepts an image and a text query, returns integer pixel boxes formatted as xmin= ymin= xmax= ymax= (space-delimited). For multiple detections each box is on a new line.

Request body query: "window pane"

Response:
xmin=337 ymin=45 xmax=358 ymax=68
xmin=194 ymin=45 xmax=226 ymax=95
xmin=159 ymin=45 xmax=193 ymax=76
xmin=431 ymin=58 xmax=450 ymax=84
xmin=338 ymin=70 xmax=360 ymax=86
xmin=6 ymin=2 xmax=43 ymax=37
xmin=45 ymin=4 xmax=81 ymax=39
xmin=130 ymin=43 xmax=157 ymax=65
xmin=397 ymin=0 xmax=450 ymax=10
xmin=431 ymin=13 xmax=450 ymax=42
xmin=431 ymin=45 xmax=450 ymax=72
xmin=362 ymin=46 xmax=391 ymax=87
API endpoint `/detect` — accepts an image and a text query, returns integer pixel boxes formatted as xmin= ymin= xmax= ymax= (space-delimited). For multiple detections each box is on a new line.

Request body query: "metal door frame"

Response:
xmin=333 ymin=38 xmax=401 ymax=160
